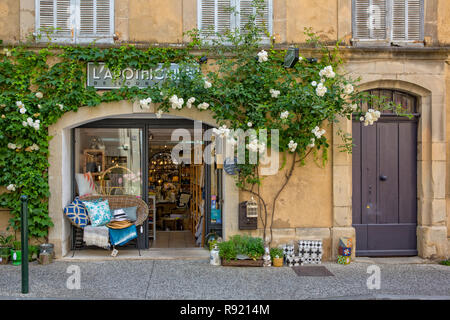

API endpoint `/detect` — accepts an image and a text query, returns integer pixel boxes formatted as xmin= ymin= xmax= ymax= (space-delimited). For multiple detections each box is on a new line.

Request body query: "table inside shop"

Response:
xmin=156 ymin=201 xmax=177 ymax=229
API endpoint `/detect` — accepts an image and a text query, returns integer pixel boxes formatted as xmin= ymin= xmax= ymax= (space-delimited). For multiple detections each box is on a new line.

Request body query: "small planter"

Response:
xmin=0 ymin=246 xmax=10 ymax=257
xmin=0 ymin=255 xmax=9 ymax=265
xmin=272 ymin=257 xmax=284 ymax=267
xmin=221 ymin=259 xmax=264 ymax=267
xmin=10 ymin=249 xmax=21 ymax=266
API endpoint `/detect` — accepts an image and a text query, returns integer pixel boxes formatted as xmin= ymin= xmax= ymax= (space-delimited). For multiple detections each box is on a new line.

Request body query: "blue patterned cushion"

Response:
xmin=64 ymin=198 xmax=90 ymax=228
xmin=81 ymin=199 xmax=112 ymax=227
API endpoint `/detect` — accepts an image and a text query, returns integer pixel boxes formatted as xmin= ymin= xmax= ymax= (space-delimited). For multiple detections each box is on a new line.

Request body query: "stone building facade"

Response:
xmin=0 ymin=0 xmax=449 ymax=260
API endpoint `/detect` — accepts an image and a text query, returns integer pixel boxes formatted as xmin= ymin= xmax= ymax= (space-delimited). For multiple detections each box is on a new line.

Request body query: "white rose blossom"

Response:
xmin=311 ymin=81 xmax=317 ymax=87
xmin=204 ymin=80 xmax=212 ymax=89
xmin=308 ymin=138 xmax=316 ymax=148
xmin=139 ymin=97 xmax=152 ymax=109
xmin=257 ymin=50 xmax=268 ymax=63
xmin=186 ymin=97 xmax=196 ymax=109
xmin=344 ymin=83 xmax=354 ymax=95
xmin=288 ymin=140 xmax=297 ymax=153
xmin=16 ymin=101 xmax=24 ymax=108
xmin=197 ymin=102 xmax=209 ymax=110
xmin=30 ymin=143 xmax=40 ymax=151
xmin=19 ymin=107 xmax=27 ymax=114
xmin=319 ymin=65 xmax=336 ymax=79
xmin=169 ymin=95 xmax=184 ymax=109
xmin=7 ymin=143 xmax=16 ymax=149
xmin=156 ymin=110 xmax=163 ymax=118
xmin=280 ymin=111 xmax=289 ymax=120
xmin=212 ymin=125 xmax=230 ymax=139
xmin=247 ymin=122 xmax=253 ymax=127
xmin=312 ymin=126 xmax=326 ymax=139
xmin=247 ymin=138 xmax=265 ymax=154
xmin=270 ymin=89 xmax=280 ymax=98
xmin=57 ymin=104 xmax=64 ymax=111
xmin=315 ymin=83 xmax=327 ymax=97
xmin=6 ymin=184 xmax=16 ymax=192
xmin=361 ymin=108 xmax=381 ymax=126
xmin=35 ymin=92 xmax=43 ymax=99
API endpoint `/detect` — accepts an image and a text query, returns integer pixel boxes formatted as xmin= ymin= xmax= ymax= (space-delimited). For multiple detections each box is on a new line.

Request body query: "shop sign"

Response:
xmin=87 ymin=62 xmax=183 ymax=89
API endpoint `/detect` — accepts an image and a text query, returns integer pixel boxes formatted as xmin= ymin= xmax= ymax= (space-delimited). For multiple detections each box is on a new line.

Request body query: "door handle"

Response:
xmin=380 ymin=175 xmax=388 ymax=181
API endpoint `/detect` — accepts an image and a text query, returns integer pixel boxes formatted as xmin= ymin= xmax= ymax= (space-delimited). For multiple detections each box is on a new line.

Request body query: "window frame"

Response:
xmin=351 ymin=0 xmax=424 ymax=47
xmin=35 ymin=0 xmax=115 ymax=44
xmin=197 ymin=0 xmax=273 ymax=44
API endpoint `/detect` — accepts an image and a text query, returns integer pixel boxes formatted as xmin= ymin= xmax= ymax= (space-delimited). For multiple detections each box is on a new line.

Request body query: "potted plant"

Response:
xmin=0 ymin=234 xmax=12 ymax=265
xmin=28 ymin=245 xmax=39 ymax=262
xmin=219 ymin=235 xmax=265 ymax=267
xmin=11 ymin=241 xmax=21 ymax=266
xmin=270 ymin=248 xmax=284 ymax=267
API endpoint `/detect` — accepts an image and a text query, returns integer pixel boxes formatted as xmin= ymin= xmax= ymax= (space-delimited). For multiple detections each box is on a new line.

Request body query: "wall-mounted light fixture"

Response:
xmin=284 ymin=47 xmax=299 ymax=68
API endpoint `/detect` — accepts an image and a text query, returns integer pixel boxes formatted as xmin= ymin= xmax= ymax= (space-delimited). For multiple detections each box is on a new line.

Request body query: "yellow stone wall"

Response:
xmin=0 ymin=0 xmax=449 ymax=258
xmin=0 ymin=0 xmax=446 ymax=45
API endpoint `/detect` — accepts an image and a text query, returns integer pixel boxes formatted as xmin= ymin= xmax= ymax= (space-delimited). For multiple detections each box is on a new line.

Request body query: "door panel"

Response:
xmin=352 ymin=122 xmax=362 ymax=225
xmin=361 ymin=123 xmax=378 ymax=225
xmin=398 ymin=122 xmax=417 ymax=224
xmin=353 ymin=118 xmax=418 ymax=256
xmin=377 ymin=122 xmax=399 ymax=224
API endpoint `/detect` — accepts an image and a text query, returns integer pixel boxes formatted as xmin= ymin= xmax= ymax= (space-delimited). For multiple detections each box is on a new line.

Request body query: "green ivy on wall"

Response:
xmin=0 ymin=45 xmax=196 ymax=239
xmin=0 ymin=4 xmax=405 ymax=242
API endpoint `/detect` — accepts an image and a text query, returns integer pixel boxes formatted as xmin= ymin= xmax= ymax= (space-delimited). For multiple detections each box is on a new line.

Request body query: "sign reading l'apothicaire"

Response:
xmin=86 ymin=62 xmax=182 ymax=89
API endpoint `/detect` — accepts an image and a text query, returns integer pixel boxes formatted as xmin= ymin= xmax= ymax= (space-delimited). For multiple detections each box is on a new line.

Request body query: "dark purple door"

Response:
xmin=352 ymin=90 xmax=418 ymax=256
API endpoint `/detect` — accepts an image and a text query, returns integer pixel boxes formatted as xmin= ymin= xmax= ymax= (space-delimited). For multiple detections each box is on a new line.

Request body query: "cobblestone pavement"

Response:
xmin=0 ymin=259 xmax=449 ymax=300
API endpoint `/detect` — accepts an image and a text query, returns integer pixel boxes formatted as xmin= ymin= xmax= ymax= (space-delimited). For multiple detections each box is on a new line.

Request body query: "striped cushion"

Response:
xmin=112 ymin=209 xmax=128 ymax=222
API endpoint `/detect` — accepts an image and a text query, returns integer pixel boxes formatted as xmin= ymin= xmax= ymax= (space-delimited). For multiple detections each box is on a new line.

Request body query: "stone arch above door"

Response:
xmin=332 ymin=79 xmax=448 ymax=259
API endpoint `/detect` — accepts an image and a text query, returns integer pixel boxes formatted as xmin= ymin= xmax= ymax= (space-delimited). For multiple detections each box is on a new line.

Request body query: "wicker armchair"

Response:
xmin=79 ymin=195 xmax=148 ymax=227
xmin=72 ymin=195 xmax=149 ymax=256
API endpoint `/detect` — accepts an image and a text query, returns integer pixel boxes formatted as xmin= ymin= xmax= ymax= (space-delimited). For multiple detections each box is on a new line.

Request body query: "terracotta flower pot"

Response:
xmin=272 ymin=257 xmax=284 ymax=267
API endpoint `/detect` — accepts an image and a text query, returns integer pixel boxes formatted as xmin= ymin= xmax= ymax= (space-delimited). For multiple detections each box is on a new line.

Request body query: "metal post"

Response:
xmin=20 ymin=195 xmax=29 ymax=294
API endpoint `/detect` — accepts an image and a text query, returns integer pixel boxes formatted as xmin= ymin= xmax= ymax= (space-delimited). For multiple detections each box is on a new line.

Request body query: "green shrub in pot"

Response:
xmin=218 ymin=240 xmax=237 ymax=262
xmin=0 ymin=234 xmax=12 ymax=257
xmin=219 ymin=235 xmax=265 ymax=261
xmin=28 ymin=245 xmax=39 ymax=262
xmin=269 ymin=248 xmax=284 ymax=260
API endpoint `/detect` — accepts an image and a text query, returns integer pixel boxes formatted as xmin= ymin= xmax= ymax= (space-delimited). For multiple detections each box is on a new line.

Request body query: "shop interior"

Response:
xmin=73 ymin=123 xmax=223 ymax=251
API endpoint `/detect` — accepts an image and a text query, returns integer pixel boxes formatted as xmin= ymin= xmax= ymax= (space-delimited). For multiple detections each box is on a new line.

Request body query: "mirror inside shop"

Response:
xmin=73 ymin=126 xmax=222 ymax=249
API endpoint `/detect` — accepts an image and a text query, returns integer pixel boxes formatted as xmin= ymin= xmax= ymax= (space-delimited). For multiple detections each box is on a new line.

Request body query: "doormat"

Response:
xmin=291 ymin=266 xmax=334 ymax=277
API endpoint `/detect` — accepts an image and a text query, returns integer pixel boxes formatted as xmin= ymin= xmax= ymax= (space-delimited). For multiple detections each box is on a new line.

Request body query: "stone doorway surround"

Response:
xmin=332 ymin=75 xmax=448 ymax=259
xmin=47 ymin=100 xmax=239 ymax=258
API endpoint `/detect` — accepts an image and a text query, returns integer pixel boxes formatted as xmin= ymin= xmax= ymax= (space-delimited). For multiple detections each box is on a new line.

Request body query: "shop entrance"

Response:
xmin=72 ymin=118 xmax=223 ymax=251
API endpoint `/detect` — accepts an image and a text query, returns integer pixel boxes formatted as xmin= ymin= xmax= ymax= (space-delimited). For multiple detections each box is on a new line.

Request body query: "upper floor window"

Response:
xmin=198 ymin=0 xmax=272 ymax=43
xmin=36 ymin=0 xmax=114 ymax=44
xmin=352 ymin=0 xmax=424 ymax=46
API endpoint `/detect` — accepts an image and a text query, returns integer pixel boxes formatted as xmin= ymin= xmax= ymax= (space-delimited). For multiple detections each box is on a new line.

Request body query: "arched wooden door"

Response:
xmin=352 ymin=90 xmax=419 ymax=256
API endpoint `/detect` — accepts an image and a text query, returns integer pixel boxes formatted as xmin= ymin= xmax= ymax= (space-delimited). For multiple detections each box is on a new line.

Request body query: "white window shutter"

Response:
xmin=353 ymin=0 xmax=387 ymax=40
xmin=217 ymin=0 xmax=232 ymax=35
xmin=95 ymin=0 xmax=112 ymax=35
xmin=79 ymin=0 xmax=95 ymax=35
xmin=199 ymin=0 xmax=217 ymax=36
xmin=37 ymin=0 xmax=71 ymax=36
xmin=79 ymin=0 xmax=113 ymax=39
xmin=392 ymin=0 xmax=423 ymax=41
xmin=199 ymin=0 xmax=231 ymax=36
xmin=238 ymin=0 xmax=270 ymax=36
